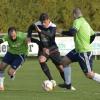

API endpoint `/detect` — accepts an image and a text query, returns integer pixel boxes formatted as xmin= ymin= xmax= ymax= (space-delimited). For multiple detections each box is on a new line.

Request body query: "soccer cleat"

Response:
xmin=58 ymin=83 xmax=66 ymax=88
xmin=70 ymin=86 xmax=76 ymax=91
xmin=65 ymin=85 xmax=76 ymax=91
xmin=51 ymin=80 xmax=57 ymax=88
xmin=65 ymin=84 xmax=76 ymax=91
xmin=58 ymin=83 xmax=76 ymax=91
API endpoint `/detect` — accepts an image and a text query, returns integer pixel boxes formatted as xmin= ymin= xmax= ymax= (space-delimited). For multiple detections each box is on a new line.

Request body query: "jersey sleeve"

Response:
xmin=27 ymin=24 xmax=36 ymax=38
xmin=2 ymin=35 xmax=8 ymax=42
xmin=18 ymin=32 xmax=27 ymax=39
xmin=72 ymin=19 xmax=81 ymax=31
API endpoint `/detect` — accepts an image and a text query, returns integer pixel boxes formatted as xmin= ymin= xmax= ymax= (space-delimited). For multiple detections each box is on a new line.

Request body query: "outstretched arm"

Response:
xmin=31 ymin=38 xmax=42 ymax=49
xmin=61 ymin=28 xmax=77 ymax=36
xmin=27 ymin=24 xmax=36 ymax=38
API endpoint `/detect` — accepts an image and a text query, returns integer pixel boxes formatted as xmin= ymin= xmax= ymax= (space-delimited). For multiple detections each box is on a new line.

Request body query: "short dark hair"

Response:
xmin=8 ymin=26 xmax=16 ymax=35
xmin=39 ymin=13 xmax=49 ymax=22
xmin=73 ymin=8 xmax=82 ymax=18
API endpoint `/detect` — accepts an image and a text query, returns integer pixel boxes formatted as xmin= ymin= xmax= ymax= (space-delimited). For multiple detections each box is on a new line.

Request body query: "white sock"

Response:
xmin=0 ymin=77 xmax=4 ymax=86
xmin=64 ymin=66 xmax=71 ymax=85
xmin=93 ymin=73 xmax=100 ymax=83
xmin=0 ymin=71 xmax=4 ymax=86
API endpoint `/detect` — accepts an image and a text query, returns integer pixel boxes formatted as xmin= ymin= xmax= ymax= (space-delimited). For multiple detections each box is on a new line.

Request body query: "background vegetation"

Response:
xmin=0 ymin=0 xmax=100 ymax=32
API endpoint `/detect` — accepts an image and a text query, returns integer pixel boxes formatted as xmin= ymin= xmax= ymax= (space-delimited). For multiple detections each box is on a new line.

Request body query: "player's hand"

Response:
xmin=43 ymin=48 xmax=50 ymax=55
xmin=27 ymin=38 xmax=31 ymax=43
xmin=35 ymin=25 xmax=41 ymax=33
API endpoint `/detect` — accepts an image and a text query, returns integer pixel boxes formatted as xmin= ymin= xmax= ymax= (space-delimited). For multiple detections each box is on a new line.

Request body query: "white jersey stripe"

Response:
xmin=89 ymin=52 xmax=92 ymax=60
xmin=84 ymin=53 xmax=91 ymax=72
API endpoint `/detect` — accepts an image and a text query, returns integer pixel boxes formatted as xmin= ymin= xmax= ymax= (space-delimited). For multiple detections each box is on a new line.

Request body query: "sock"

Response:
xmin=59 ymin=71 xmax=65 ymax=81
xmin=0 ymin=71 xmax=4 ymax=86
xmin=9 ymin=71 xmax=16 ymax=80
xmin=93 ymin=73 xmax=100 ymax=83
xmin=10 ymin=75 xmax=15 ymax=80
xmin=64 ymin=66 xmax=71 ymax=87
xmin=40 ymin=63 xmax=53 ymax=80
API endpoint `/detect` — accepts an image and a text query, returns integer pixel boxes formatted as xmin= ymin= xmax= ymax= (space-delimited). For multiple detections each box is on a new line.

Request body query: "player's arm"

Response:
xmin=35 ymin=25 xmax=56 ymax=37
xmin=27 ymin=24 xmax=36 ymax=38
xmin=0 ymin=35 xmax=8 ymax=44
xmin=61 ymin=28 xmax=77 ymax=36
xmin=31 ymin=38 xmax=41 ymax=46
xmin=41 ymin=27 xmax=56 ymax=37
xmin=90 ymin=28 xmax=96 ymax=43
xmin=90 ymin=34 xmax=96 ymax=43
xmin=61 ymin=19 xmax=79 ymax=36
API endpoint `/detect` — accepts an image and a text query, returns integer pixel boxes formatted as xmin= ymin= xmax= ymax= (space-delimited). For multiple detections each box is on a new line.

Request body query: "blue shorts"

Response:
xmin=66 ymin=49 xmax=93 ymax=73
xmin=2 ymin=52 xmax=26 ymax=70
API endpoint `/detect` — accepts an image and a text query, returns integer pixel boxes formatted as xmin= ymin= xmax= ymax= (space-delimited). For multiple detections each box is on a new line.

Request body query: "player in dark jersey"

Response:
xmin=27 ymin=13 xmax=75 ymax=90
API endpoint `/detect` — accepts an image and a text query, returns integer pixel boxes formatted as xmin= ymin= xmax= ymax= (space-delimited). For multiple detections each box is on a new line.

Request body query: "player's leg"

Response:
xmin=50 ymin=51 xmax=76 ymax=90
xmin=39 ymin=54 xmax=53 ymax=81
xmin=39 ymin=55 xmax=57 ymax=87
xmin=79 ymin=52 xmax=100 ymax=83
xmin=57 ymin=65 xmax=65 ymax=81
xmin=7 ymin=67 xmax=16 ymax=80
xmin=0 ymin=52 xmax=13 ymax=91
xmin=61 ymin=49 xmax=78 ymax=90
xmin=50 ymin=52 xmax=65 ymax=81
xmin=49 ymin=52 xmax=64 ymax=87
xmin=0 ymin=62 xmax=8 ymax=91
xmin=8 ymin=54 xmax=25 ymax=80
xmin=61 ymin=56 xmax=74 ymax=90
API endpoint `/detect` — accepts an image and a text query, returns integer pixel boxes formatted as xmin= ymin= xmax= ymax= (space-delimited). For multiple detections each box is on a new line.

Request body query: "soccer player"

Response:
xmin=0 ymin=27 xmax=28 ymax=91
xmin=27 ymin=13 xmax=74 ymax=90
xmin=61 ymin=8 xmax=100 ymax=88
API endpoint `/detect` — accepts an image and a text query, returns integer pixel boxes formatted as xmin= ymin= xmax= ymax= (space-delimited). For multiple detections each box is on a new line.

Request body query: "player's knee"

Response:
xmin=39 ymin=56 xmax=47 ymax=63
xmin=0 ymin=63 xmax=5 ymax=71
xmin=57 ymin=65 xmax=64 ymax=72
xmin=8 ymin=68 xmax=16 ymax=76
xmin=61 ymin=56 xmax=71 ymax=67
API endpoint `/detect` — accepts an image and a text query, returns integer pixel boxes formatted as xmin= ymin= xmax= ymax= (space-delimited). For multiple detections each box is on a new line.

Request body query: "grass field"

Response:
xmin=0 ymin=58 xmax=100 ymax=100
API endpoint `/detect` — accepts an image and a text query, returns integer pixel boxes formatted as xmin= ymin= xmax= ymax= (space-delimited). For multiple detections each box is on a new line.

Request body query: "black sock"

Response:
xmin=40 ymin=63 xmax=53 ymax=80
xmin=10 ymin=75 xmax=14 ymax=78
xmin=60 ymin=71 xmax=65 ymax=82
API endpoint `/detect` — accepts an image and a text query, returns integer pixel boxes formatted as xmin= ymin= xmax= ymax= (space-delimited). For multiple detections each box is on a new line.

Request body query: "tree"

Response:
xmin=0 ymin=0 xmax=100 ymax=32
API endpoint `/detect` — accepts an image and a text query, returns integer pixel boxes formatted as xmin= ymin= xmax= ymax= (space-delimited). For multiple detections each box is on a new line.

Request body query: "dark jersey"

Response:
xmin=31 ymin=38 xmax=42 ymax=51
xmin=27 ymin=21 xmax=58 ymax=50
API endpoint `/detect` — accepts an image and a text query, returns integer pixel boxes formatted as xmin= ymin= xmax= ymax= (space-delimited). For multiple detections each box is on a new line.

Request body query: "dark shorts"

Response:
xmin=2 ymin=52 xmax=26 ymax=70
xmin=66 ymin=49 xmax=93 ymax=73
xmin=38 ymin=49 xmax=62 ymax=66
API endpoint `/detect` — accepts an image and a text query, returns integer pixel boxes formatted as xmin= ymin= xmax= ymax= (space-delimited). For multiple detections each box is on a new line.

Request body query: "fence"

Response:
xmin=0 ymin=34 xmax=100 ymax=57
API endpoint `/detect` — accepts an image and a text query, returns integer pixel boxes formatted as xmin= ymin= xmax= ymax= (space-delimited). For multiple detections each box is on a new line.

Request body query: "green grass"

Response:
xmin=0 ymin=59 xmax=100 ymax=100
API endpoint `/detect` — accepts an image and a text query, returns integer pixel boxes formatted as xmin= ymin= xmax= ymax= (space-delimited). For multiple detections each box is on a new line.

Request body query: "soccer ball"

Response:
xmin=42 ymin=80 xmax=53 ymax=92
